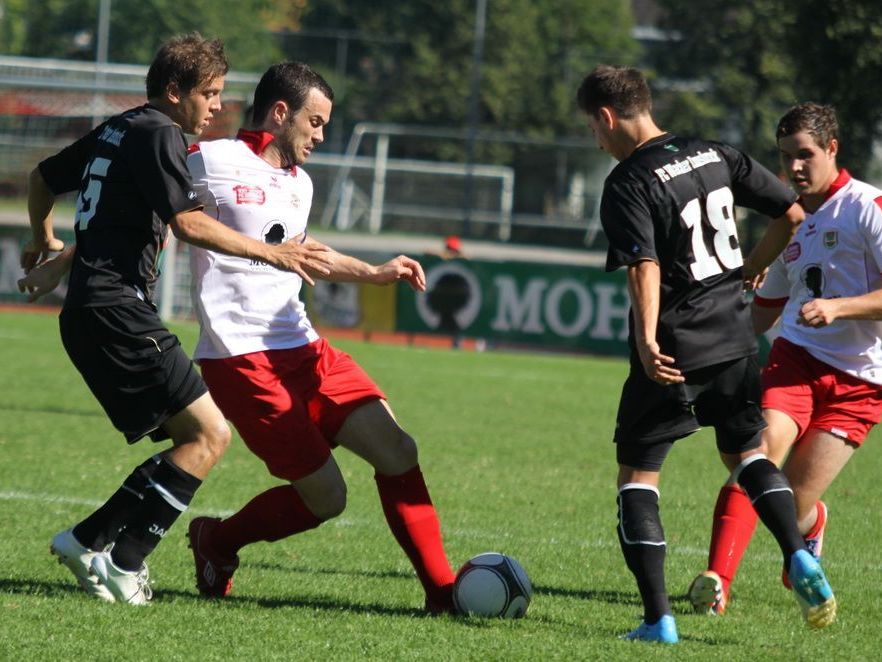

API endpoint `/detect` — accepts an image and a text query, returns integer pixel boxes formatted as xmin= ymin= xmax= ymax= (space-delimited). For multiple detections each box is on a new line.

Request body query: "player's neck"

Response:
xmin=619 ymin=117 xmax=665 ymax=160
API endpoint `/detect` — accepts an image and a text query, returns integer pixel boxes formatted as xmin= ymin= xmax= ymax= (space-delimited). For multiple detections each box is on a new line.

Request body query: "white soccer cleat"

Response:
xmin=50 ymin=528 xmax=115 ymax=602
xmin=688 ymin=570 xmax=727 ymax=615
xmin=90 ymin=552 xmax=153 ymax=605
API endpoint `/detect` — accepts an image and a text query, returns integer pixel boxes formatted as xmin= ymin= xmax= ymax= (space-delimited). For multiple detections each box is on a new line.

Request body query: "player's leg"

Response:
xmin=616 ymin=445 xmax=678 ymax=644
xmin=189 ymin=458 xmax=340 ymax=597
xmin=613 ymin=361 xmax=696 ymax=642
xmin=54 ymin=306 xmax=219 ymax=603
xmin=785 ymin=429 xmax=855 ymax=542
xmin=189 ymin=350 xmax=336 ymax=597
xmin=335 ymin=399 xmax=456 ymax=613
xmin=692 ymin=408 xmax=799 ymax=613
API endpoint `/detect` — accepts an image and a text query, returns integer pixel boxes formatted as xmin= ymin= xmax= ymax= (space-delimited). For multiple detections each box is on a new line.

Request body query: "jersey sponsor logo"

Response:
xmin=823 ymin=231 xmax=838 ymax=248
xmin=783 ymin=242 xmax=801 ymax=263
xmin=250 ymin=221 xmax=289 ymax=268
xmin=233 ymin=185 xmax=266 ymax=205
xmin=652 ymin=148 xmax=721 ymax=183
xmin=801 ymin=264 xmax=824 ymax=298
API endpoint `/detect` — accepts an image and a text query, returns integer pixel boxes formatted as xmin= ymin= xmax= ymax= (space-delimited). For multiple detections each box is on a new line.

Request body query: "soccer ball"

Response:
xmin=453 ymin=552 xmax=532 ymax=618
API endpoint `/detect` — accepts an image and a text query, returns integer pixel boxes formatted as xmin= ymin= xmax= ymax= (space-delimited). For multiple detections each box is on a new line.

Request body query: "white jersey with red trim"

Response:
xmin=187 ymin=135 xmax=319 ymax=360
xmin=756 ymin=170 xmax=882 ymax=384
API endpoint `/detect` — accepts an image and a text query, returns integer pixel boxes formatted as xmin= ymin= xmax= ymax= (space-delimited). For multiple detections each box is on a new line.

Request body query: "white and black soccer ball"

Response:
xmin=453 ymin=552 xmax=532 ymax=618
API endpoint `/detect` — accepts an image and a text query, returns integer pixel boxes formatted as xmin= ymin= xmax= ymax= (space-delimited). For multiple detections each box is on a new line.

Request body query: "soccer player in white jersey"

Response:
xmin=690 ymin=102 xmax=882 ymax=615
xmin=183 ymin=62 xmax=458 ymax=613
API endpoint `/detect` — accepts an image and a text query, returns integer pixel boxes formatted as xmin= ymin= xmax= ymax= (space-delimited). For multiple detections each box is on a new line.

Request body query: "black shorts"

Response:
xmin=614 ymin=354 xmax=765 ymax=470
xmin=60 ymin=302 xmax=208 ymax=444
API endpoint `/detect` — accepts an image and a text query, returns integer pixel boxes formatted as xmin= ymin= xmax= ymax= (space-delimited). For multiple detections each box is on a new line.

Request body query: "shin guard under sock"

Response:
xmin=375 ymin=466 xmax=455 ymax=607
xmin=72 ymin=455 xmax=162 ymax=550
xmin=617 ymin=484 xmax=670 ymax=623
xmin=211 ymin=485 xmax=323 ymax=559
xmin=111 ymin=457 xmax=201 ymax=571
xmin=707 ymin=484 xmax=758 ymax=594
xmin=735 ymin=455 xmax=804 ymax=571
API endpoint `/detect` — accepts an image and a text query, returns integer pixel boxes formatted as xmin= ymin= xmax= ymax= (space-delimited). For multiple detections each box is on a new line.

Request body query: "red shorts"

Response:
xmin=762 ymin=337 xmax=882 ymax=445
xmin=199 ymin=338 xmax=386 ymax=480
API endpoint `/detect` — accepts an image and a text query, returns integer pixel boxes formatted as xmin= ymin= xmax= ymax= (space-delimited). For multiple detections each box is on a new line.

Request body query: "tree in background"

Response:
xmin=0 ymin=0 xmax=295 ymax=71
xmin=654 ymin=0 xmax=882 ymax=179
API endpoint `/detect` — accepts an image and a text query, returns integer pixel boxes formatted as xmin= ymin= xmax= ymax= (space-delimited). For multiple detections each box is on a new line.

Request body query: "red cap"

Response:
xmin=445 ymin=235 xmax=462 ymax=252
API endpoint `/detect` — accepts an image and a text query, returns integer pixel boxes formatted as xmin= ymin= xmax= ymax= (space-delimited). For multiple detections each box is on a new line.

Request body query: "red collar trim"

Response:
xmin=824 ymin=168 xmax=850 ymax=201
xmin=236 ymin=129 xmax=297 ymax=174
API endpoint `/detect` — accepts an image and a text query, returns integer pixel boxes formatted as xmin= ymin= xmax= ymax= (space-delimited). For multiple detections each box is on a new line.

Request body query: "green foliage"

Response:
xmin=3 ymin=309 xmax=882 ymax=659
xmin=654 ymin=0 xmax=882 ymax=176
xmin=299 ymin=0 xmax=638 ymax=161
xmin=1 ymin=0 xmax=290 ymax=70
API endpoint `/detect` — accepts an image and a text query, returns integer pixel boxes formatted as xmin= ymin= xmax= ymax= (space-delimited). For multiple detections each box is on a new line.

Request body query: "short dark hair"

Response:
xmin=250 ymin=61 xmax=334 ymax=124
xmin=145 ymin=33 xmax=228 ymax=98
xmin=576 ymin=65 xmax=652 ymax=119
xmin=776 ymin=102 xmax=839 ymax=148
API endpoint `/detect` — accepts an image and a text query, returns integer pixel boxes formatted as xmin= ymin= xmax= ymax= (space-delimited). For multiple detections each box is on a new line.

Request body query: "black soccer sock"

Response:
xmin=735 ymin=455 xmax=805 ymax=571
xmin=616 ymin=484 xmax=670 ymax=624
xmin=72 ymin=455 xmax=162 ymax=550
xmin=110 ymin=457 xmax=201 ymax=572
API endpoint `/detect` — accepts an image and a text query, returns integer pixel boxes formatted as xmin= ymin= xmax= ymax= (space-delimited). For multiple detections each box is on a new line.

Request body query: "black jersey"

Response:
xmin=601 ymin=133 xmax=796 ymax=372
xmin=39 ymin=105 xmax=200 ymax=307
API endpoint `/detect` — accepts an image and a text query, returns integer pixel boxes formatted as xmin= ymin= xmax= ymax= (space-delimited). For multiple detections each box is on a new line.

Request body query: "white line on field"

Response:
xmin=2 ymin=489 xmax=879 ymax=573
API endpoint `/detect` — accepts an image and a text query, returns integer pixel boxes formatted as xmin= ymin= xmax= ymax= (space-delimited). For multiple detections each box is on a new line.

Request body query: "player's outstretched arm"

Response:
xmin=300 ymin=236 xmax=426 ymax=292
xmin=170 ymin=210 xmax=333 ymax=286
xmin=17 ymin=245 xmax=74 ymax=302
xmin=743 ymin=202 xmax=804 ymax=281
xmin=21 ymin=167 xmax=65 ymax=272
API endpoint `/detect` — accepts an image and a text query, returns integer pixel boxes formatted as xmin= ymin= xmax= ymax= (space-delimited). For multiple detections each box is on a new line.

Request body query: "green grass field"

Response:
xmin=1 ymin=309 xmax=880 ymax=660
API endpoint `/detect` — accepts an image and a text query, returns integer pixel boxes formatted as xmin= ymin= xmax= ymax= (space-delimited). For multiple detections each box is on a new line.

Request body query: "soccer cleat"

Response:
xmin=50 ymin=528 xmax=115 ymax=602
xmin=783 ymin=501 xmax=829 ymax=589
xmin=90 ymin=552 xmax=152 ymax=605
xmin=688 ymin=570 xmax=727 ymax=615
xmin=788 ymin=549 xmax=836 ymax=629
xmin=622 ymin=614 xmax=679 ymax=644
xmin=188 ymin=517 xmax=239 ymax=598
xmin=425 ymin=583 xmax=456 ymax=615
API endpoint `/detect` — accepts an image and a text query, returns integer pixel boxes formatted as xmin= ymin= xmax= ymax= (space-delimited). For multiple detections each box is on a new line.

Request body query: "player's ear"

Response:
xmin=269 ymin=100 xmax=290 ymax=127
xmin=827 ymin=138 xmax=839 ymax=159
xmin=599 ymin=106 xmax=616 ymax=130
xmin=166 ymin=82 xmax=181 ymax=105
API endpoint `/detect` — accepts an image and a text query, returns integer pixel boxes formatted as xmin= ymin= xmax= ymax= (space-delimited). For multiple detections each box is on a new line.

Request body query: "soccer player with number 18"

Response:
xmin=576 ymin=65 xmax=836 ymax=643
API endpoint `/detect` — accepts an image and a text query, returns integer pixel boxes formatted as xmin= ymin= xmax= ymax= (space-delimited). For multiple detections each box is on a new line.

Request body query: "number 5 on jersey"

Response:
xmin=681 ymin=186 xmax=742 ymax=280
xmin=75 ymin=157 xmax=112 ymax=230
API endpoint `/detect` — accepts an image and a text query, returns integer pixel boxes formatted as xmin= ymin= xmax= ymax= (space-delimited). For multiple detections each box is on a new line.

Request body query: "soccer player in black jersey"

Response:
xmin=17 ymin=34 xmax=332 ymax=605
xmin=577 ymin=65 xmax=836 ymax=641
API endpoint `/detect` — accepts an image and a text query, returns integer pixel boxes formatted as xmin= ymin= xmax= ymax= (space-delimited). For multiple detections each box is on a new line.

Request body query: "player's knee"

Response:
xmin=395 ymin=430 xmax=418 ymax=468
xmin=307 ymin=480 xmax=347 ymax=521
xmin=182 ymin=419 xmax=231 ymax=469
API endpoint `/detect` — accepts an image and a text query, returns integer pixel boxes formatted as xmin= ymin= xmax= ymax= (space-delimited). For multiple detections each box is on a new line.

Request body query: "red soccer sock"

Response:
xmin=708 ymin=484 xmax=758 ymax=596
xmin=211 ymin=484 xmax=323 ymax=559
xmin=375 ymin=465 xmax=456 ymax=608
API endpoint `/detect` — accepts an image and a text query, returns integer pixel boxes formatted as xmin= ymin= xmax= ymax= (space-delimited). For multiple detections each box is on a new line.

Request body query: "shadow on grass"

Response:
xmin=0 ymin=403 xmax=105 ymax=418
xmin=247 ymin=561 xmax=414 ymax=581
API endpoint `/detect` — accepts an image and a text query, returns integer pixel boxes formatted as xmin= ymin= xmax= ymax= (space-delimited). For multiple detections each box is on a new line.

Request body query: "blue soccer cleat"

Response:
xmin=788 ymin=549 xmax=836 ymax=629
xmin=622 ymin=614 xmax=679 ymax=644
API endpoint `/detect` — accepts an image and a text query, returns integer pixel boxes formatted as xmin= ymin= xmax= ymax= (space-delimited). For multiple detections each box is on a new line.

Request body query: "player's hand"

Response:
xmin=20 ymin=237 xmax=64 ymax=272
xmin=373 ymin=255 xmax=426 ymax=291
xmin=17 ymin=252 xmax=66 ymax=302
xmin=797 ymin=298 xmax=838 ymax=327
xmin=637 ymin=341 xmax=684 ymax=385
xmin=270 ymin=238 xmax=333 ymax=286
xmin=743 ymin=267 xmax=768 ymax=292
